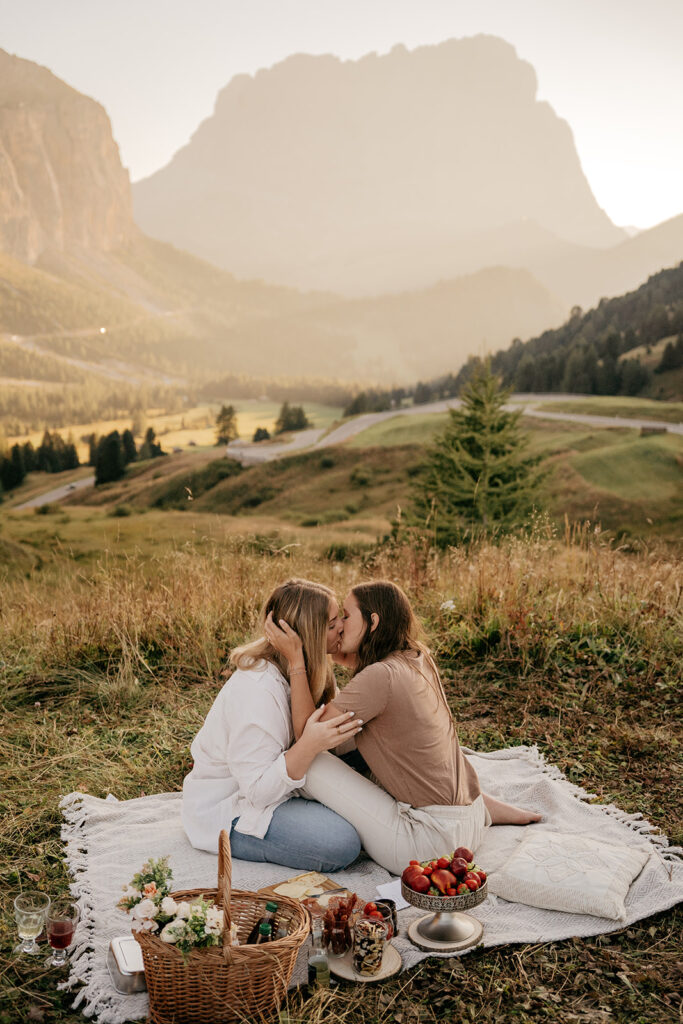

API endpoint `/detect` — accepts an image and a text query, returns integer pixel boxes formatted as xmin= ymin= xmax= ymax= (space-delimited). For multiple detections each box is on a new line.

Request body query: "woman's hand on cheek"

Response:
xmin=264 ymin=612 xmax=304 ymax=667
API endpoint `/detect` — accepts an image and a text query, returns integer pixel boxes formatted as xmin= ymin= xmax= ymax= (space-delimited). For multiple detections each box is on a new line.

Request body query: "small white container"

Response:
xmin=107 ymin=935 xmax=147 ymax=994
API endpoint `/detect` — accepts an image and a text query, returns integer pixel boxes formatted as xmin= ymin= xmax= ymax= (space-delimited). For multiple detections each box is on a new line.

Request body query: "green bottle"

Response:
xmin=247 ymin=901 xmax=278 ymax=944
xmin=255 ymin=922 xmax=273 ymax=944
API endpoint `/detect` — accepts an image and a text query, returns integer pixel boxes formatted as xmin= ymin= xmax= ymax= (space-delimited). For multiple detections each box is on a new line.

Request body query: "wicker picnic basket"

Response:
xmin=134 ymin=829 xmax=310 ymax=1024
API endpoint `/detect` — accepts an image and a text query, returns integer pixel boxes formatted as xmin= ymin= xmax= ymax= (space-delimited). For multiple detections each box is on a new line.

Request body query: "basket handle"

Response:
xmin=218 ymin=829 xmax=232 ymax=939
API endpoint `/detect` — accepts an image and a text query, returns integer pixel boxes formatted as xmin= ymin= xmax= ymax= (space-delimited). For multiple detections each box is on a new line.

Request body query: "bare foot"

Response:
xmin=483 ymin=793 xmax=543 ymax=825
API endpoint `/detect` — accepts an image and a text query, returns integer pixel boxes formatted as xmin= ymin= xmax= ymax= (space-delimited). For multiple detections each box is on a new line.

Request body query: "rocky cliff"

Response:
xmin=0 ymin=49 xmax=135 ymax=263
xmin=133 ymin=36 xmax=626 ymax=294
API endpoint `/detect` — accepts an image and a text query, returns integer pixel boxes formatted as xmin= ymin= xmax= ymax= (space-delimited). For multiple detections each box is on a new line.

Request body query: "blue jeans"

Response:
xmin=230 ymin=797 xmax=361 ymax=872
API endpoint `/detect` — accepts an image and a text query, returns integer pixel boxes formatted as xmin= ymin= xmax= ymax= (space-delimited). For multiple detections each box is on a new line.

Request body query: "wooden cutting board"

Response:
xmin=257 ymin=870 xmax=342 ymax=902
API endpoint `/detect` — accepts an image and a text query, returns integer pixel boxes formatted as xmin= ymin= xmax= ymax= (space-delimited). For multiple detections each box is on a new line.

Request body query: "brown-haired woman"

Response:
xmin=181 ymin=579 xmax=363 ymax=870
xmin=266 ymin=580 xmax=540 ymax=876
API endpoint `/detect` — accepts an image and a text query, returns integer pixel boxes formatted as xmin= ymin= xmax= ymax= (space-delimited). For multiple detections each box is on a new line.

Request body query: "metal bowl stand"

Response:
xmin=401 ymin=879 xmax=487 ymax=953
xmin=407 ymin=909 xmax=483 ymax=952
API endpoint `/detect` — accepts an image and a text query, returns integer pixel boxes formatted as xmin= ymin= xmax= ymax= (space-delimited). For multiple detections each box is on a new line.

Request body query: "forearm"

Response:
xmin=284 ymin=734 xmax=320 ymax=779
xmin=289 ymin=663 xmax=316 ymax=740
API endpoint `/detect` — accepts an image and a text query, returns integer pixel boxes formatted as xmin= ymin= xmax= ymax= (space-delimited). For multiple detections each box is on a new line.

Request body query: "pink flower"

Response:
xmin=143 ymin=882 xmax=158 ymax=898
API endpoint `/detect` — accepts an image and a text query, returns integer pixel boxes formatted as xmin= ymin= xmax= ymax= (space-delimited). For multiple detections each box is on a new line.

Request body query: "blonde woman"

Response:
xmin=181 ymin=579 xmax=363 ymax=869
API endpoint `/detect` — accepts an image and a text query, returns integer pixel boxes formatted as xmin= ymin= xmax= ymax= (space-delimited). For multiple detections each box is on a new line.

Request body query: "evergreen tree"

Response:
xmin=121 ymin=428 xmax=137 ymax=464
xmin=412 ymin=363 xmax=544 ymax=547
xmin=86 ymin=433 xmax=98 ymax=467
xmin=0 ymin=444 xmax=26 ymax=492
xmin=215 ymin=404 xmax=238 ymax=445
xmin=252 ymin=426 xmax=271 ymax=442
xmin=413 ymin=382 xmax=434 ymax=405
xmin=655 ymin=335 xmax=683 ymax=373
xmin=274 ymin=402 xmax=311 ymax=434
xmin=139 ymin=427 xmax=164 ymax=460
xmin=621 ymin=358 xmax=651 ymax=395
xmin=64 ymin=434 xmax=80 ymax=470
xmin=22 ymin=441 xmax=37 ymax=473
xmin=95 ymin=431 xmax=125 ymax=485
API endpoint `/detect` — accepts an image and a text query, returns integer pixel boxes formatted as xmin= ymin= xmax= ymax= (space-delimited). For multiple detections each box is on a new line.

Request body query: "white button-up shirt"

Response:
xmin=181 ymin=660 xmax=306 ymax=853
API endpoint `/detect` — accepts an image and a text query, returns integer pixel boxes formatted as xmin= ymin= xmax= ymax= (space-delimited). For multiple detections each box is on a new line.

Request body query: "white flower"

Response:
xmin=440 ymin=599 xmax=455 ymax=612
xmin=174 ymin=901 xmax=192 ymax=920
xmin=122 ymin=885 xmax=141 ymax=900
xmin=160 ymin=896 xmax=178 ymax=916
xmin=204 ymin=906 xmax=224 ymax=935
xmin=132 ymin=898 xmax=158 ymax=921
xmin=160 ymin=920 xmax=186 ymax=944
xmin=131 ymin=917 xmax=159 ymax=933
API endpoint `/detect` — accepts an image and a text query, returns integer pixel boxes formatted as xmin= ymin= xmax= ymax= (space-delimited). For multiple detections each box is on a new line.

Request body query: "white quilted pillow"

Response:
xmin=487 ymin=830 xmax=650 ymax=920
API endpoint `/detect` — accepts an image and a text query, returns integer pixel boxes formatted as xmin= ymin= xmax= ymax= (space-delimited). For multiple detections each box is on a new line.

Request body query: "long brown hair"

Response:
xmin=351 ymin=581 xmax=426 ymax=674
xmin=231 ymin=578 xmax=336 ymax=704
xmin=350 ymin=580 xmax=454 ymax=731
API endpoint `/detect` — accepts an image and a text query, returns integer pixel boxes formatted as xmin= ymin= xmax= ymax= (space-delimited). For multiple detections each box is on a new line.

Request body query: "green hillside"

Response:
xmin=51 ymin=412 xmax=683 ymax=545
xmin=483 ymin=262 xmax=683 ymax=400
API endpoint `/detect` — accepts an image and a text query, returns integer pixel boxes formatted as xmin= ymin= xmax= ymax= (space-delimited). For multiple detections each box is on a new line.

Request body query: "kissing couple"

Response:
xmin=182 ymin=579 xmax=540 ymax=875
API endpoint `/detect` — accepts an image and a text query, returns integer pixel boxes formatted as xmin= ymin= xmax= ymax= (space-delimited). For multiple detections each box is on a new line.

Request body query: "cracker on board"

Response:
xmin=273 ymin=871 xmax=328 ymax=899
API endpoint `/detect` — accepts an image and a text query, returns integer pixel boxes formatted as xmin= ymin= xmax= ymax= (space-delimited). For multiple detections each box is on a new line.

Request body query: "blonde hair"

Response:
xmin=230 ymin=578 xmax=336 ymax=705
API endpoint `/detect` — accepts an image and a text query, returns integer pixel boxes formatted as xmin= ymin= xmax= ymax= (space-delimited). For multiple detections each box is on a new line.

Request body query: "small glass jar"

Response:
xmin=374 ymin=899 xmax=398 ymax=938
xmin=325 ymin=922 xmax=350 ymax=958
xmin=352 ymin=915 xmax=388 ymax=977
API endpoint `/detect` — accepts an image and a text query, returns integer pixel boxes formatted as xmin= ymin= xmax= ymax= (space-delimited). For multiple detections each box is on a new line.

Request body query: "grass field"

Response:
xmin=0 ymin=523 xmax=680 ymax=1024
xmin=534 ymin=396 xmax=683 ymax=424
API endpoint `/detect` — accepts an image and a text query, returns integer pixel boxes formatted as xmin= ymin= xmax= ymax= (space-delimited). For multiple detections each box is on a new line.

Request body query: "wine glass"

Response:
xmin=45 ymin=899 xmax=80 ymax=967
xmin=13 ymin=891 xmax=50 ymax=956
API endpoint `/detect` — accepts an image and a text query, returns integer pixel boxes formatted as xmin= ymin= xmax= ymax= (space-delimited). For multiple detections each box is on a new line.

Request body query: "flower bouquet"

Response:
xmin=118 ymin=857 xmax=232 ymax=953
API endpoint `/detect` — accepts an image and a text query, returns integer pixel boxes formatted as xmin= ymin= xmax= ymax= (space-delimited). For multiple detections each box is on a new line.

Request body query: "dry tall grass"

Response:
xmin=1 ymin=524 xmax=680 ymax=703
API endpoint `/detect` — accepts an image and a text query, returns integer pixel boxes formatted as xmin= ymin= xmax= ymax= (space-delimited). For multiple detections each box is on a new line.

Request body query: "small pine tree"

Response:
xmin=139 ymin=427 xmax=164 ymax=460
xmin=412 ymin=362 xmax=544 ymax=546
xmin=86 ymin=434 xmax=99 ymax=467
xmin=121 ymin=428 xmax=137 ymax=464
xmin=252 ymin=426 xmax=271 ymax=442
xmin=655 ymin=335 xmax=683 ymax=373
xmin=215 ymin=404 xmax=238 ymax=445
xmin=274 ymin=402 xmax=311 ymax=434
xmin=22 ymin=441 xmax=37 ymax=473
xmin=95 ymin=431 xmax=125 ymax=486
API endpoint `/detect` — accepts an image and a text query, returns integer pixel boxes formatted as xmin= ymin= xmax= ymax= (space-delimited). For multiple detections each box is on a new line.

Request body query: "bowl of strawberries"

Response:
xmin=400 ymin=847 xmax=487 ymax=948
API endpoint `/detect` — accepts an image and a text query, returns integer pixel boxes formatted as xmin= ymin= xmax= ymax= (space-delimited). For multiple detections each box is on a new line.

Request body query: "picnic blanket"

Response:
xmin=60 ymin=744 xmax=682 ymax=1023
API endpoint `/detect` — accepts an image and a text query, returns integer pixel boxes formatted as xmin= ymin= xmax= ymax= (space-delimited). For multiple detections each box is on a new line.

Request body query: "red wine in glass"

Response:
xmin=48 ymin=919 xmax=75 ymax=949
xmin=45 ymin=901 xmax=79 ymax=967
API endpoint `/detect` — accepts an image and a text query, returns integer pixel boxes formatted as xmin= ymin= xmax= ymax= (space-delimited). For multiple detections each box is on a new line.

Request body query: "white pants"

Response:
xmin=300 ymin=752 xmax=490 ymax=876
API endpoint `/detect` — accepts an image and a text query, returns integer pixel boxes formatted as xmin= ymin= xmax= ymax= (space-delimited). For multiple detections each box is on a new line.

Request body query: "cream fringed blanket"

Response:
xmin=60 ymin=746 xmax=682 ymax=1023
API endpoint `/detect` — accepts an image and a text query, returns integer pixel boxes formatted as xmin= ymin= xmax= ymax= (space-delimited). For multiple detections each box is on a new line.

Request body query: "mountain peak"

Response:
xmin=134 ymin=35 xmax=624 ymax=294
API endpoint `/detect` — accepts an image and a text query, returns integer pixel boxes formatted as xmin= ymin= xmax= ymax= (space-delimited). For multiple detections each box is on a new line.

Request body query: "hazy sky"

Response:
xmin=2 ymin=0 xmax=682 ymax=230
